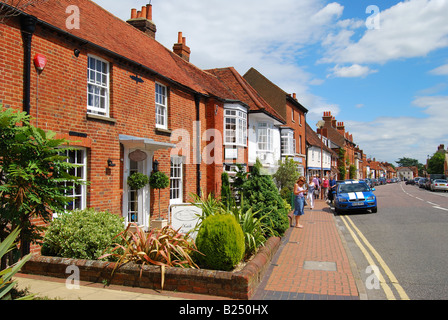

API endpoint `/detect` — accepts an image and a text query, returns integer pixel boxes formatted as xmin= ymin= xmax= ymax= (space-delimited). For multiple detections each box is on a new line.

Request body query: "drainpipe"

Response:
xmin=194 ymin=93 xmax=202 ymax=197
xmin=20 ymin=14 xmax=37 ymax=116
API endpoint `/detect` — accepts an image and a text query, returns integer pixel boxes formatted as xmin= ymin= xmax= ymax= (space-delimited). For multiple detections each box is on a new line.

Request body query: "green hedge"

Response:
xmin=195 ymin=214 xmax=245 ymax=271
xmin=41 ymin=209 xmax=125 ymax=261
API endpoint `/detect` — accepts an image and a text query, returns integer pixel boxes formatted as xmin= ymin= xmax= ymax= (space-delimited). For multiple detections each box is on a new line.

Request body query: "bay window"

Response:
xmin=224 ymin=105 xmax=247 ymax=147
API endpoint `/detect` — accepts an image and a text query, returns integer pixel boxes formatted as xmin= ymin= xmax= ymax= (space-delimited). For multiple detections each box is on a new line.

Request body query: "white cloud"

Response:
xmin=345 ymin=95 xmax=448 ymax=163
xmin=321 ymin=0 xmax=448 ymax=65
xmin=430 ymin=63 xmax=448 ymax=75
xmin=92 ymin=0 xmax=344 ymax=112
xmin=328 ymin=64 xmax=378 ymax=78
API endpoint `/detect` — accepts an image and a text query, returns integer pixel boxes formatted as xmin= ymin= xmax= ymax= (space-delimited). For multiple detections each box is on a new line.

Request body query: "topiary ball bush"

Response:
xmin=41 ymin=209 xmax=126 ymax=261
xmin=195 ymin=214 xmax=245 ymax=271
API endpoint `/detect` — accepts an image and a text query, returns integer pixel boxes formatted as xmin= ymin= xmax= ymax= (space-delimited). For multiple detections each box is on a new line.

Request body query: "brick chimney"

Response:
xmin=173 ymin=32 xmax=191 ymax=62
xmin=337 ymin=122 xmax=345 ymax=136
xmin=322 ymin=111 xmax=332 ymax=127
xmin=127 ymin=4 xmax=157 ymax=39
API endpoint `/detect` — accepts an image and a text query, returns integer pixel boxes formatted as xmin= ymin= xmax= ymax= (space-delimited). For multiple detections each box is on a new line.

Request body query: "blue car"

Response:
xmin=334 ymin=181 xmax=377 ymax=214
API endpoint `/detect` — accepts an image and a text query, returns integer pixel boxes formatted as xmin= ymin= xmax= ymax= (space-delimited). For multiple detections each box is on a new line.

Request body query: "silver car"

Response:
xmin=431 ymin=179 xmax=448 ymax=192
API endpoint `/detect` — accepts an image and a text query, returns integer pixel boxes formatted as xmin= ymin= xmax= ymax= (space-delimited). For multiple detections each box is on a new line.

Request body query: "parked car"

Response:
xmin=425 ymin=178 xmax=433 ymax=190
xmin=414 ymin=177 xmax=422 ymax=185
xmin=418 ymin=178 xmax=427 ymax=188
xmin=334 ymin=180 xmax=377 ymax=214
xmin=430 ymin=179 xmax=448 ymax=192
xmin=378 ymin=177 xmax=386 ymax=185
xmin=405 ymin=179 xmax=414 ymax=185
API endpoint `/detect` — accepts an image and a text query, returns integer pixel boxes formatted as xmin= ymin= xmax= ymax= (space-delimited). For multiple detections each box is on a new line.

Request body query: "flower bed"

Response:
xmin=20 ymin=236 xmax=281 ymax=300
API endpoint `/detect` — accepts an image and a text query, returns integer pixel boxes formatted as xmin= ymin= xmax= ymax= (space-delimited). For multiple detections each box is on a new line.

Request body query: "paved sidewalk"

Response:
xmin=15 ymin=273 xmax=228 ymax=300
xmin=251 ymin=199 xmax=365 ymax=300
xmin=14 ymin=199 xmax=364 ymax=301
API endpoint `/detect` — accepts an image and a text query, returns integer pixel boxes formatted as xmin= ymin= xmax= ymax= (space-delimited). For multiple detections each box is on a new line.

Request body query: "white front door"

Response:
xmin=123 ymin=148 xmax=152 ymax=229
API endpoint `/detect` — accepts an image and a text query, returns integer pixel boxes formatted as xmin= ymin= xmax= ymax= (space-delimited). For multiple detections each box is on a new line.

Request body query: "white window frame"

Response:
xmin=87 ymin=55 xmax=110 ymax=117
xmin=155 ymin=82 xmax=168 ymax=129
xmin=170 ymin=156 xmax=183 ymax=205
xmin=60 ymin=147 xmax=87 ymax=212
xmin=281 ymin=130 xmax=296 ymax=156
xmin=224 ymin=105 xmax=247 ymax=147
xmin=258 ymin=122 xmax=273 ymax=152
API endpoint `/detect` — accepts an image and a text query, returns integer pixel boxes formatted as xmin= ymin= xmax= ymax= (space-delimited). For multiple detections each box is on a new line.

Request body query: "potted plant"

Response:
xmin=149 ymin=170 xmax=170 ymax=228
xmin=127 ymin=172 xmax=149 ymax=190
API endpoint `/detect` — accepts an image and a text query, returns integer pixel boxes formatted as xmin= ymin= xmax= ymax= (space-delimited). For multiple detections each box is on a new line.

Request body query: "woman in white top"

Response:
xmin=293 ymin=176 xmax=307 ymax=229
xmin=307 ymin=177 xmax=316 ymax=209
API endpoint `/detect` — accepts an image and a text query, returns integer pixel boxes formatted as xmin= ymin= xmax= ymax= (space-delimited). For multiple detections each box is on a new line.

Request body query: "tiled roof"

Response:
xmin=305 ymin=123 xmax=336 ymax=156
xmin=22 ymin=0 xmax=235 ymax=99
xmin=206 ymin=67 xmax=286 ymax=123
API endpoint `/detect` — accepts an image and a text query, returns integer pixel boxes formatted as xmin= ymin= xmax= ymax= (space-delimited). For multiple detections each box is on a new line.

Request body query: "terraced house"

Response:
xmin=0 ymin=0 xmax=309 ymax=249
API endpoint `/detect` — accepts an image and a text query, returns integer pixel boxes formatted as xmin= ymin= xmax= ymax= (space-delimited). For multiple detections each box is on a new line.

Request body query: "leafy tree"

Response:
xmin=149 ymin=170 xmax=169 ymax=220
xmin=0 ymin=106 xmax=83 ymax=258
xmin=273 ymin=156 xmax=299 ymax=192
xmin=220 ymin=172 xmax=232 ymax=208
xmin=427 ymin=152 xmax=445 ymax=174
xmin=241 ymin=159 xmax=289 ymax=236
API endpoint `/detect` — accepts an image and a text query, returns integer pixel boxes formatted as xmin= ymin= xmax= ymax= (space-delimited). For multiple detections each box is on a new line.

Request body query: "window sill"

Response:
xmin=155 ymin=127 xmax=172 ymax=137
xmin=86 ymin=113 xmax=117 ymax=124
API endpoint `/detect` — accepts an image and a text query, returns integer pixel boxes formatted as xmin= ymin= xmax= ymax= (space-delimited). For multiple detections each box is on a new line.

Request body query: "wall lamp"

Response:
xmin=107 ymin=159 xmax=116 ymax=167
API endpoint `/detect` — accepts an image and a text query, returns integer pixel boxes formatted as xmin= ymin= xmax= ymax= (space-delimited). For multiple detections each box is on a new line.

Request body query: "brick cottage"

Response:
xmin=0 ymin=0 xmax=308 ymax=252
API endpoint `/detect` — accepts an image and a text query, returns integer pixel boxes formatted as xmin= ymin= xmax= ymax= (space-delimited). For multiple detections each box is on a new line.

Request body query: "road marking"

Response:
xmin=339 ymin=216 xmax=396 ymax=300
xmin=340 ymin=215 xmax=410 ymax=300
xmin=434 ymin=206 xmax=448 ymax=211
xmin=415 ymin=197 xmax=424 ymax=201
xmin=427 ymin=201 xmax=439 ymax=206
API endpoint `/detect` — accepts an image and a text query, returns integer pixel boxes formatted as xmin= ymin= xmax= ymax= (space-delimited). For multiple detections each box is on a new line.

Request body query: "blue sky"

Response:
xmin=92 ymin=0 xmax=448 ymax=164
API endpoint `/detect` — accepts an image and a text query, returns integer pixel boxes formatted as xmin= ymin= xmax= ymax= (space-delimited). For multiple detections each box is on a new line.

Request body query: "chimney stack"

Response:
xmin=337 ymin=122 xmax=345 ymax=136
xmin=127 ymin=4 xmax=157 ymax=39
xmin=173 ymin=31 xmax=191 ymax=62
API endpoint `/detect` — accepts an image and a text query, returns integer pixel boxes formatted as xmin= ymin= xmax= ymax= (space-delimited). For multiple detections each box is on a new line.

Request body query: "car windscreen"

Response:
xmin=338 ymin=183 xmax=370 ymax=193
xmin=434 ymin=179 xmax=447 ymax=183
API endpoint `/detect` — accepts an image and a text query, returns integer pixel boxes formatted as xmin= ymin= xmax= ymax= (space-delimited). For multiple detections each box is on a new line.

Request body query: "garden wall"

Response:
xmin=21 ymin=236 xmax=281 ymax=300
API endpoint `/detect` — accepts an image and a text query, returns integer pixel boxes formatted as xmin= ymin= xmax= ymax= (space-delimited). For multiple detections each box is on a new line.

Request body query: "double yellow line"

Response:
xmin=340 ymin=215 xmax=410 ymax=300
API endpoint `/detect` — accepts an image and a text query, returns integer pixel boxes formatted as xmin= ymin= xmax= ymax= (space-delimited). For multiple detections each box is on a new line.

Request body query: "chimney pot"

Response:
xmin=146 ymin=4 xmax=152 ymax=20
xmin=127 ymin=4 xmax=157 ymax=39
xmin=141 ymin=6 xmax=147 ymax=19
xmin=173 ymin=31 xmax=191 ymax=62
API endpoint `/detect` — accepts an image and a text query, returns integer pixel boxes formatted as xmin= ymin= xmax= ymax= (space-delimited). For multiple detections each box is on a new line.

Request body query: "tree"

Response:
xmin=0 ymin=0 xmax=49 ymax=22
xmin=0 ymin=106 xmax=83 ymax=259
xmin=427 ymin=153 xmax=445 ymax=175
xmin=149 ymin=170 xmax=169 ymax=220
xmin=241 ymin=159 xmax=289 ymax=236
xmin=273 ymin=157 xmax=300 ymax=192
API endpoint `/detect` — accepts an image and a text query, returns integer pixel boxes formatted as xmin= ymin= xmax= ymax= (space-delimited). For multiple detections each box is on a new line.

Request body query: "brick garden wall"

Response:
xmin=21 ymin=236 xmax=281 ymax=300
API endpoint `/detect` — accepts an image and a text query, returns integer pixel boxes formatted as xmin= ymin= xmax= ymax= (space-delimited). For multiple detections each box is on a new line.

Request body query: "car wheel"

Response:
xmin=371 ymin=207 xmax=377 ymax=213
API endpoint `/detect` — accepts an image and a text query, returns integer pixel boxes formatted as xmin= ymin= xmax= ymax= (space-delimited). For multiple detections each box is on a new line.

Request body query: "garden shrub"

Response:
xmin=41 ymin=209 xmax=125 ymax=261
xmin=242 ymin=159 xmax=289 ymax=236
xmin=195 ymin=214 xmax=245 ymax=271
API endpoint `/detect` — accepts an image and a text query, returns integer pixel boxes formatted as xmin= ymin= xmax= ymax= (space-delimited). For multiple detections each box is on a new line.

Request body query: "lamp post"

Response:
xmin=316 ymin=120 xmax=325 ymax=198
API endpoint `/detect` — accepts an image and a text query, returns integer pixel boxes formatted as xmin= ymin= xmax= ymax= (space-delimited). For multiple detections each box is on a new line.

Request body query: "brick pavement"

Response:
xmin=252 ymin=199 xmax=362 ymax=300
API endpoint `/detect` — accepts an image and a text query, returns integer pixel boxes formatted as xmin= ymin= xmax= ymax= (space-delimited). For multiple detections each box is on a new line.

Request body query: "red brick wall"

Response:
xmin=0 ymin=16 xmax=215 ymax=242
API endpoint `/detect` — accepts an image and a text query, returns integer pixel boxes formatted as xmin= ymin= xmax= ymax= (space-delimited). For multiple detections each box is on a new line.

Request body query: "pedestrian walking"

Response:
xmin=313 ymin=175 xmax=320 ymax=199
xmin=307 ymin=176 xmax=316 ymax=209
xmin=322 ymin=176 xmax=329 ymax=200
xmin=328 ymin=175 xmax=337 ymax=204
xmin=293 ymin=176 xmax=307 ymax=229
